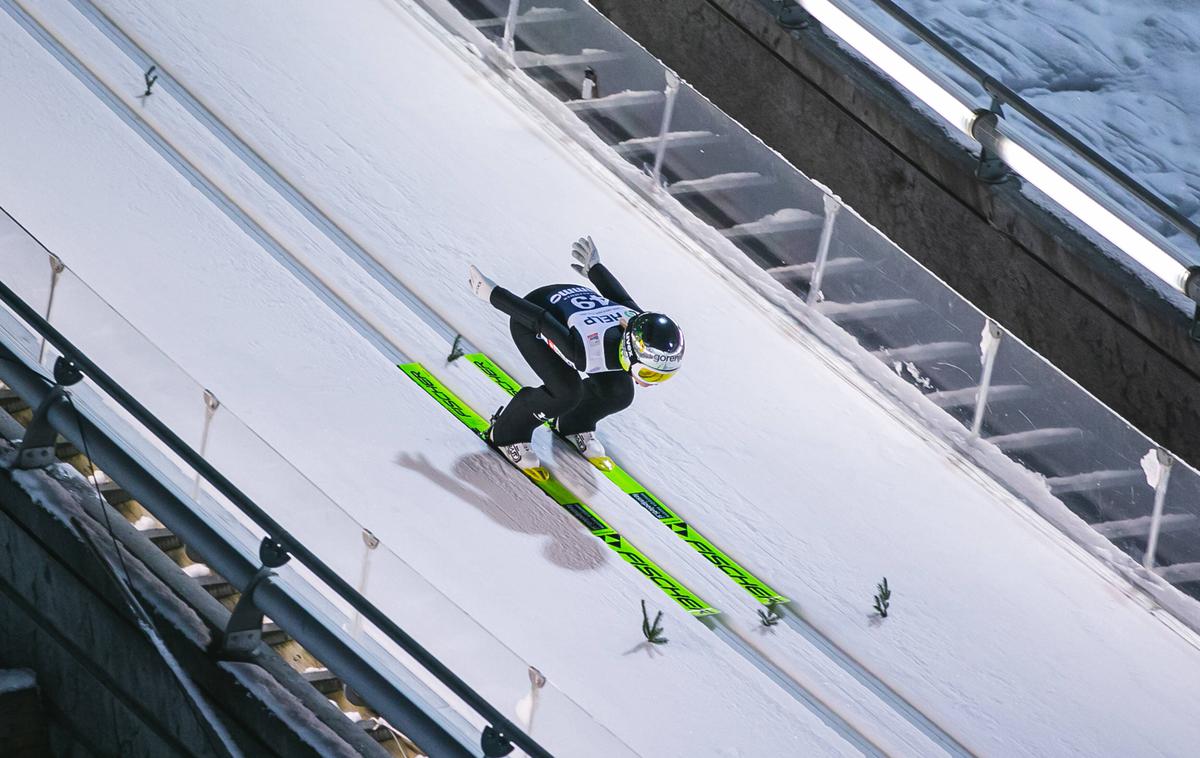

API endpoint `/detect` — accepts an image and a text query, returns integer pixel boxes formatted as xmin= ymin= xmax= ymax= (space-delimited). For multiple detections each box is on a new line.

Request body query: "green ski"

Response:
xmin=464 ymin=352 xmax=788 ymax=606
xmin=399 ymin=362 xmax=719 ymax=617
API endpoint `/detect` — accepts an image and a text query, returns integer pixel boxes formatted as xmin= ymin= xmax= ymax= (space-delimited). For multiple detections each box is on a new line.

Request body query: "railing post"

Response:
xmin=522 ymin=666 xmax=546 ymax=734
xmin=10 ymin=357 xmax=84 ymax=470
xmin=212 ymin=536 xmax=291 ymax=656
xmin=970 ymin=97 xmax=1009 ymax=184
xmin=38 ymin=254 xmax=66 ymax=366
xmin=649 ymin=71 xmax=681 ymax=192
xmin=971 ymin=319 xmax=1002 ymax=437
xmin=1143 ymin=449 xmax=1174 ymax=570
xmin=348 ymin=529 xmax=380 ymax=640
xmin=777 ymin=1 xmax=814 ymax=30
xmin=191 ymin=389 xmax=220 ymax=500
xmin=501 ymin=0 xmax=520 ymax=56
xmin=806 ymin=193 xmax=842 ymax=305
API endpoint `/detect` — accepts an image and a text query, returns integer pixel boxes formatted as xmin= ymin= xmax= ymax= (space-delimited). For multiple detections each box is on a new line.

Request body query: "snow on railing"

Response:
xmin=757 ymin=0 xmax=1200 ymax=333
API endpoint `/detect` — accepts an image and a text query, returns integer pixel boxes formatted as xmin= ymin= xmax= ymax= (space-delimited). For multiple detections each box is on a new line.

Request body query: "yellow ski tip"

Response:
xmin=589 ymin=456 xmax=616 ymax=472
xmin=524 ymin=466 xmax=551 ymax=483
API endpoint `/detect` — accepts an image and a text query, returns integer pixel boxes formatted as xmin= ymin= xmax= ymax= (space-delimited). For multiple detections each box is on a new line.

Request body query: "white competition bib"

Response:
xmin=541 ymin=289 xmax=633 ymax=373
xmin=565 ymin=303 xmax=629 ymax=373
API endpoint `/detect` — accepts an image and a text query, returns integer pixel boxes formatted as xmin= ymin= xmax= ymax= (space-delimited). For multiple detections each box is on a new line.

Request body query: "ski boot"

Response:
xmin=488 ymin=408 xmax=549 ymax=482
xmin=556 ymin=424 xmax=614 ymax=472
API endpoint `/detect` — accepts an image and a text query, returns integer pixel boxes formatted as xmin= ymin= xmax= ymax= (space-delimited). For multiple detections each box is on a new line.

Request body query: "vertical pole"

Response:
xmin=348 ymin=529 xmax=380 ymax=639
xmin=805 ymin=194 xmax=842 ymax=305
xmin=524 ymin=666 xmax=546 ymax=734
xmin=38 ymin=254 xmax=65 ymax=366
xmin=191 ymin=389 xmax=220 ymax=500
xmin=649 ymin=72 xmax=681 ymax=192
xmin=501 ymin=0 xmax=520 ymax=56
xmin=971 ymin=320 xmax=1002 ymax=437
xmin=1143 ymin=449 xmax=1173 ymax=570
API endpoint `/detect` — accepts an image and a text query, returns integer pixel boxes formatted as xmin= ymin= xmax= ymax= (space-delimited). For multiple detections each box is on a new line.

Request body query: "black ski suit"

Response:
xmin=488 ymin=265 xmax=639 ymax=445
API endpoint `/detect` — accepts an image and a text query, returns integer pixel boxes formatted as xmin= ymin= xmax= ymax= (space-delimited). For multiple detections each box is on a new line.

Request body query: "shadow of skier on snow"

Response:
xmin=394 ymin=450 xmax=606 ymax=571
xmin=622 ymin=640 xmax=666 ymax=659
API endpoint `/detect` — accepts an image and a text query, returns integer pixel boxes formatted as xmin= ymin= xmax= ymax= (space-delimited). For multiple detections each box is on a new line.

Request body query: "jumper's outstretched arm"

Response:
xmin=488 ymin=286 xmax=576 ymax=355
xmin=587 ymin=264 xmax=639 ymax=311
xmin=570 ymin=237 xmax=640 ymax=310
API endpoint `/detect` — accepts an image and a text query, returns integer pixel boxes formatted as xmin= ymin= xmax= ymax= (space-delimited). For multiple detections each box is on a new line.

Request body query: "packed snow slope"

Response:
xmin=846 ymin=0 xmax=1200 ymax=262
xmin=4 ymin=0 xmax=1200 ymax=755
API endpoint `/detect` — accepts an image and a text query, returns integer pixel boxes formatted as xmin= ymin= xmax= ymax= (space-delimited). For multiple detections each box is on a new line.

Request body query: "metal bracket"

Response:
xmin=13 ymin=388 xmax=66 ymax=469
xmin=12 ymin=358 xmax=83 ymax=470
xmin=777 ymin=1 xmax=814 ymax=29
xmin=1185 ymin=267 xmax=1200 ymax=342
xmin=481 ymin=725 xmax=515 ymax=757
xmin=211 ymin=537 xmax=290 ymax=657
xmin=971 ymin=98 xmax=1010 ymax=184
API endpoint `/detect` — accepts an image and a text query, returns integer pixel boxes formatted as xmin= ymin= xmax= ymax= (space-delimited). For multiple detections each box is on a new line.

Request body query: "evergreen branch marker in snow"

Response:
xmin=641 ymin=599 xmax=668 ymax=645
xmin=142 ymin=65 xmax=158 ymax=97
xmin=758 ymin=603 xmax=782 ymax=627
xmin=873 ymin=578 xmax=891 ymax=619
xmin=446 ymin=334 xmax=466 ymax=362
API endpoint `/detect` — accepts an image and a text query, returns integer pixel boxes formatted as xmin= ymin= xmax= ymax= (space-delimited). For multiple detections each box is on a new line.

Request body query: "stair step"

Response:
xmin=566 ymin=90 xmax=663 ymax=112
xmin=0 ymin=387 xmax=29 ymax=413
xmin=988 ymin=427 xmax=1082 ymax=453
xmin=303 ymin=668 xmax=342 ymax=695
xmin=768 ymin=257 xmax=866 ymax=283
xmin=818 ymin=298 xmax=923 ymax=322
xmin=1156 ymin=562 xmax=1200 ymax=584
xmin=614 ymin=130 xmax=721 ymax=155
xmin=55 ymin=439 xmax=80 ymax=459
xmin=98 ymin=478 xmax=132 ymax=505
xmin=514 ymin=49 xmax=620 ymax=69
xmin=470 ymin=7 xmax=573 ymax=28
xmin=669 ymin=171 xmax=772 ymax=195
xmin=1093 ymin=513 xmax=1199 ymax=539
xmin=143 ymin=527 xmax=182 ymax=552
xmin=926 ymin=384 xmax=1032 ymax=409
xmin=196 ymin=573 xmax=235 ymax=599
xmin=1047 ymin=469 xmax=1144 ymax=495
xmin=262 ymin=622 xmax=290 ymax=647
xmin=720 ymin=208 xmax=823 ymax=239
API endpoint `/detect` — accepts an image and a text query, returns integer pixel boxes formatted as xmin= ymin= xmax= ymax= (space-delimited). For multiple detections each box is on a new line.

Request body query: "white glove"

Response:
xmin=468 ymin=264 xmax=495 ymax=301
xmin=570 ymin=236 xmax=600 ymax=277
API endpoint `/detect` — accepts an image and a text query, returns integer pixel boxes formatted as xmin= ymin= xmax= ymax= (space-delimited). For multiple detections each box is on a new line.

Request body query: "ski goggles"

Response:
xmin=632 ymin=364 xmax=676 ymax=385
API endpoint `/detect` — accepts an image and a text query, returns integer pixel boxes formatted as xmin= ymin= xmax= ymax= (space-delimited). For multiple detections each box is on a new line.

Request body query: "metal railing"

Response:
xmin=824 ymin=0 xmax=1200 ymax=248
xmin=750 ymin=0 xmax=1200 ymax=325
xmin=0 ymin=231 xmax=554 ymax=758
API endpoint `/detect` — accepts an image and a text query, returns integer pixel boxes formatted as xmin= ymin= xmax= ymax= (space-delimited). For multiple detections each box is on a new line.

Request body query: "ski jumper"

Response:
xmin=488 ymin=264 xmax=639 ymax=445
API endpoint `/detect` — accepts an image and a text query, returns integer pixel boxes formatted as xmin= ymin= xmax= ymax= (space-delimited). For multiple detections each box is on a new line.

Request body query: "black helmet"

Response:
xmin=620 ymin=313 xmax=684 ymax=385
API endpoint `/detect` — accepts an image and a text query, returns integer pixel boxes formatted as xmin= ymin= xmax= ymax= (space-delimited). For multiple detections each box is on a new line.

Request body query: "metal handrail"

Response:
xmin=831 ymin=0 xmax=1200 ymax=247
xmin=0 ymin=271 xmax=551 ymax=758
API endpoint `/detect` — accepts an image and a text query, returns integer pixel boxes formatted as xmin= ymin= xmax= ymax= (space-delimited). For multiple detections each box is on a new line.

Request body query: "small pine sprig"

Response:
xmin=873 ymin=577 xmax=891 ymax=618
xmin=641 ymin=599 xmax=668 ymax=645
xmin=758 ymin=603 xmax=782 ymax=627
xmin=143 ymin=65 xmax=159 ymax=97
